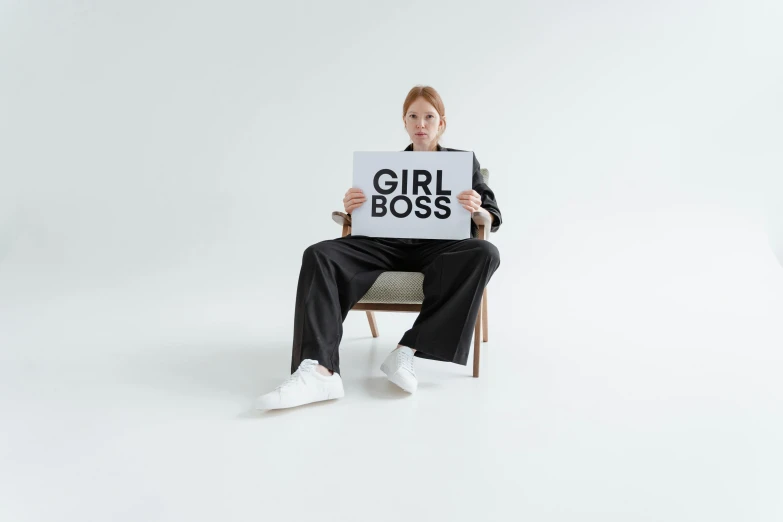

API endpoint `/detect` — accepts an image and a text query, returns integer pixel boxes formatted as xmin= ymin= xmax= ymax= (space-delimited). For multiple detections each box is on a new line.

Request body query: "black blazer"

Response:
xmin=403 ymin=143 xmax=502 ymax=237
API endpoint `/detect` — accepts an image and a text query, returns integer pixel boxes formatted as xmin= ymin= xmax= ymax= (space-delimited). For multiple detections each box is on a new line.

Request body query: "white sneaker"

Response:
xmin=380 ymin=346 xmax=418 ymax=393
xmin=255 ymin=359 xmax=344 ymax=410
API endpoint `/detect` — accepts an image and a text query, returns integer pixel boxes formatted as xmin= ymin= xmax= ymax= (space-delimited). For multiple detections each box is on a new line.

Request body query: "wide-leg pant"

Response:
xmin=290 ymin=236 xmax=501 ymax=374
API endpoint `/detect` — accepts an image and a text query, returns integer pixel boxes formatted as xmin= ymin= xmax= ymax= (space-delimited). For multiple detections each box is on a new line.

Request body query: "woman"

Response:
xmin=256 ymin=86 xmax=502 ymax=410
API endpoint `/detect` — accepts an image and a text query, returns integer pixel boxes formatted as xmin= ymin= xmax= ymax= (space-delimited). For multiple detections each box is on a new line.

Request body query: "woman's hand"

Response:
xmin=343 ymin=188 xmax=366 ymax=214
xmin=457 ymin=190 xmax=482 ymax=213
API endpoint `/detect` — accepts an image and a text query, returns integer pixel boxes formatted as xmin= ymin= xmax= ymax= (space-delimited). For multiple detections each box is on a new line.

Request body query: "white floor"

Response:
xmin=2 ymin=230 xmax=783 ymax=522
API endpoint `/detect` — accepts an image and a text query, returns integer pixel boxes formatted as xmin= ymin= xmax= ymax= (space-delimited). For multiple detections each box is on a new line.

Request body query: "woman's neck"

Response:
xmin=412 ymin=143 xmax=438 ymax=152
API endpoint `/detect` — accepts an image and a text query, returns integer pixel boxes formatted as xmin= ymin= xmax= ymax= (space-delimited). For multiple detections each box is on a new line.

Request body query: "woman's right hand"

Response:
xmin=343 ymin=188 xmax=366 ymax=214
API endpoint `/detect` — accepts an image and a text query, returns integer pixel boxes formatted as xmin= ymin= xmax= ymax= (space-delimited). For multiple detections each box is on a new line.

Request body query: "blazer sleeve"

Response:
xmin=472 ymin=152 xmax=502 ymax=233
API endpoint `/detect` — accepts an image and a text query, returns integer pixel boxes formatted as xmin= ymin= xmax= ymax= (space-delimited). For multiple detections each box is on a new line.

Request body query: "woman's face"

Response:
xmin=404 ymin=97 xmax=445 ymax=150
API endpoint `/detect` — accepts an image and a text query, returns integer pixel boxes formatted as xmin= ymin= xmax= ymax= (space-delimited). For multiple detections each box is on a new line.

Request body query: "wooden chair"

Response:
xmin=330 ymin=169 xmax=493 ymax=377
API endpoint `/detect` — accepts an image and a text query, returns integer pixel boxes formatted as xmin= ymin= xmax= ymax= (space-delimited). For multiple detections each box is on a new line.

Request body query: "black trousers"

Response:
xmin=290 ymin=236 xmax=501 ymax=374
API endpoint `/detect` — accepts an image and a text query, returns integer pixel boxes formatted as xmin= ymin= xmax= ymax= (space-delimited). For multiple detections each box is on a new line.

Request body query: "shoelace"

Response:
xmin=397 ymin=349 xmax=415 ymax=375
xmin=276 ymin=359 xmax=318 ymax=391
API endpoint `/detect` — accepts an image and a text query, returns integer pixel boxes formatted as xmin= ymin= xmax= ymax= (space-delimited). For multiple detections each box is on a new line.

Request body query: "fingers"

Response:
xmin=457 ymin=190 xmax=481 ymax=212
xmin=344 ymin=193 xmax=367 ymax=213
xmin=343 ymin=188 xmax=366 ymax=213
xmin=457 ymin=191 xmax=480 ymax=202
xmin=344 ymin=195 xmax=366 ymax=206
xmin=345 ymin=188 xmax=365 ymax=197
xmin=346 ymin=202 xmax=365 ymax=213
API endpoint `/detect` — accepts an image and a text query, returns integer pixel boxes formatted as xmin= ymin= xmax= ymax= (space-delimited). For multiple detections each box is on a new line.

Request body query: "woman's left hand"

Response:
xmin=457 ymin=190 xmax=482 ymax=213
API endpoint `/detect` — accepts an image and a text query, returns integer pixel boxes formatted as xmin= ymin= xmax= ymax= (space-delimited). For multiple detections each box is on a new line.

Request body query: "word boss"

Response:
xmin=371 ymin=168 xmax=453 ymax=219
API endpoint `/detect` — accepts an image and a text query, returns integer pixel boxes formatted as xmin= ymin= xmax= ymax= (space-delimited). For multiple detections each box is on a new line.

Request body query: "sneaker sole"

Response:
xmin=256 ymin=387 xmax=345 ymax=410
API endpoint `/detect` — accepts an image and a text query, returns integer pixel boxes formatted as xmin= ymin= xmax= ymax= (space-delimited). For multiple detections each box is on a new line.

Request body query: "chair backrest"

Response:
xmin=480 ymin=168 xmax=489 ymax=185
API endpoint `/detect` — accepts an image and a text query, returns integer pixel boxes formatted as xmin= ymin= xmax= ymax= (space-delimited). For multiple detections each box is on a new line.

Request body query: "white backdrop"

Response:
xmin=1 ymin=1 xmax=782 ymax=324
xmin=1 ymin=1 xmax=783 ymax=520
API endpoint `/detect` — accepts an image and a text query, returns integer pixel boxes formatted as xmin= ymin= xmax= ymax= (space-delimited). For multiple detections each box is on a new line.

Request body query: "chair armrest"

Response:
xmin=331 ymin=211 xmax=352 ymax=226
xmin=471 ymin=211 xmax=491 ymax=229
xmin=472 ymin=211 xmax=492 ymax=240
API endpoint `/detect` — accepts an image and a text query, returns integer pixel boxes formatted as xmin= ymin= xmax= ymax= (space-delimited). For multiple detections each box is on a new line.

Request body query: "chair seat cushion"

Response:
xmin=358 ymin=271 xmax=425 ymax=304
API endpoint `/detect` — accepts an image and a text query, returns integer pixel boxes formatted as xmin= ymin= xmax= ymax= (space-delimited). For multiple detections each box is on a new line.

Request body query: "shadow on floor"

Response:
xmin=119 ymin=334 xmax=461 ymax=418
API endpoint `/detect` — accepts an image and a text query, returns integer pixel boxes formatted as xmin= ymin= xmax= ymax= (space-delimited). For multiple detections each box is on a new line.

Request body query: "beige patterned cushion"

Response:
xmin=358 ymin=271 xmax=425 ymax=304
xmin=356 ymin=169 xmax=489 ymax=305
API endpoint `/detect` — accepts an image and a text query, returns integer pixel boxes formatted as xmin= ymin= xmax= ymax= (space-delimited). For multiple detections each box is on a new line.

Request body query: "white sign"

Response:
xmin=351 ymin=151 xmax=473 ymax=240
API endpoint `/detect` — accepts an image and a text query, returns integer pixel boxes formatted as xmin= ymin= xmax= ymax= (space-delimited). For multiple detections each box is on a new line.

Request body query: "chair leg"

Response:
xmin=366 ymin=311 xmax=379 ymax=338
xmin=482 ymin=288 xmax=489 ymax=342
xmin=473 ymin=306 xmax=481 ymax=378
